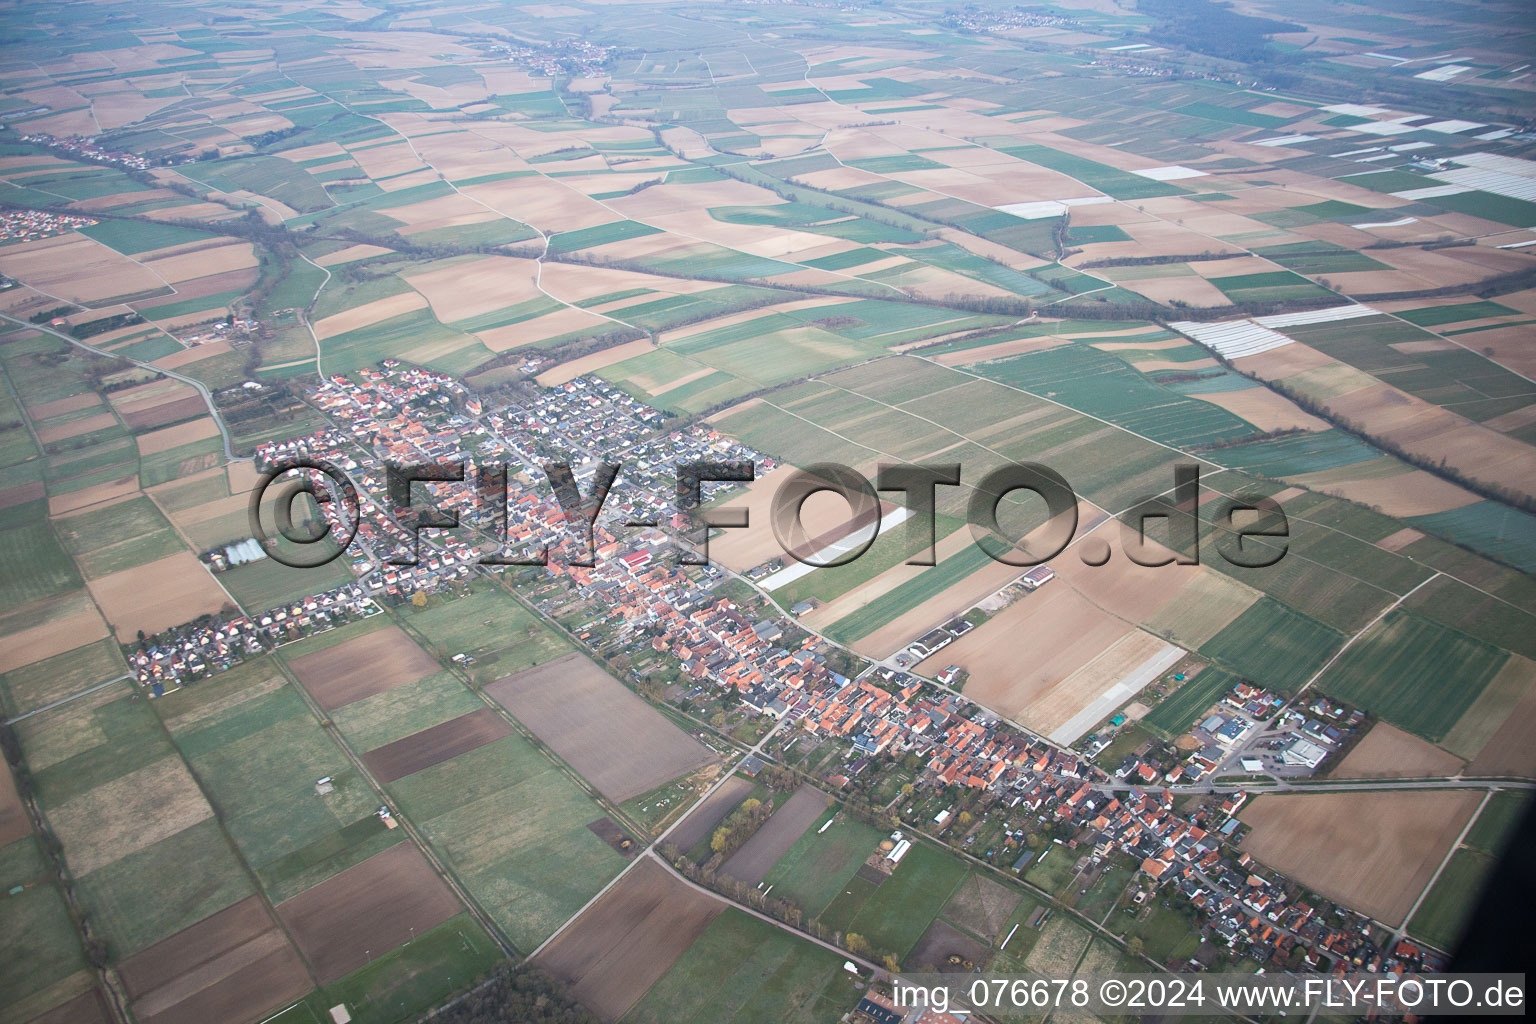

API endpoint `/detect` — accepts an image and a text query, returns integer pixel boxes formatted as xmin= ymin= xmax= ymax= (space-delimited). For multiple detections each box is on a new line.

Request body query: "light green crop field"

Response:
xmin=1198 ymin=598 xmax=1343 ymax=694
xmin=623 ymin=909 xmax=862 ymax=1024
xmin=330 ymin=670 xmax=484 ymax=751
xmin=156 ymin=661 xmax=392 ymax=901
xmin=402 ymin=584 xmax=570 ymax=672
xmin=0 ymin=522 xmax=81 ymax=614
xmin=1142 ymin=666 xmax=1242 ymax=738
xmin=389 ymin=733 xmax=625 ymax=951
xmin=1407 ymin=848 xmax=1492 ymax=952
xmin=1317 ymin=610 xmax=1508 ymax=741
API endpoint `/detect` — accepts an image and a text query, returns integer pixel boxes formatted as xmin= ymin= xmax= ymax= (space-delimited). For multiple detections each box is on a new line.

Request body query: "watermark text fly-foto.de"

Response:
xmin=249 ymin=457 xmax=1289 ymax=571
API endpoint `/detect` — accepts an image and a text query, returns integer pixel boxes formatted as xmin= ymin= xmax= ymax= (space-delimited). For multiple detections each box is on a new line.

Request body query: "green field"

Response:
xmin=623 ymin=909 xmax=862 ymax=1024
xmin=331 ymin=670 xmax=484 ymax=751
xmin=1406 ymin=848 xmax=1492 ymax=952
xmin=0 ymin=522 xmax=82 ymax=613
xmin=1198 ymin=598 xmax=1343 ymax=694
xmin=403 ymin=585 xmax=570 ymax=674
xmin=1174 ymin=101 xmax=1290 ymax=128
xmin=1142 ymin=666 xmax=1241 ymax=738
xmin=0 ymin=835 xmax=94 ymax=1024
xmin=1317 ymin=610 xmax=1508 ymax=741
xmin=1408 ymin=503 xmax=1536 ymax=575
xmin=156 ymin=661 xmax=395 ymax=901
xmin=759 ymin=808 xmax=884 ymax=918
xmin=818 ymin=841 xmax=967 ymax=959
xmin=78 ymin=218 xmax=216 ymax=255
xmin=192 ymin=155 xmax=333 ymax=212
xmin=997 ymin=143 xmax=1188 ymax=200
xmin=318 ymin=310 xmax=493 ymax=378
xmin=219 ymin=553 xmax=355 ymax=611
xmin=0 ymin=639 xmax=126 ymax=719
xmin=970 ymin=343 xmax=1259 ymax=449
xmin=1396 ymin=301 xmax=1517 ymax=328
xmin=547 ymin=220 xmax=662 ymax=254
xmin=1466 ymin=790 xmax=1531 ymax=856
xmin=52 ymin=493 xmax=185 ymax=577
xmin=1207 ymin=270 xmax=1333 ymax=302
xmin=389 ymin=731 xmax=624 ymax=951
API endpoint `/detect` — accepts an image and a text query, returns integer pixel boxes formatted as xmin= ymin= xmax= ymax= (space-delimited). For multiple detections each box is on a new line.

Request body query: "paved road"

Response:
xmin=0 ymin=310 xmax=251 ymax=463
xmin=3 ymin=675 xmax=130 ymax=725
xmin=1095 ymin=777 xmax=1536 ymax=795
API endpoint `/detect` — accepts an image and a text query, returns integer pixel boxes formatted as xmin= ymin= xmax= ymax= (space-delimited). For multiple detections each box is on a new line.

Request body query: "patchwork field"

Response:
xmin=5 ymin=4 xmax=1536 ymax=1018
xmin=117 ymin=896 xmax=312 ymax=1024
xmin=289 ymin=624 xmax=442 ymax=711
xmin=537 ymin=857 xmax=723 ymax=1023
xmin=275 ymin=842 xmax=461 ymax=984
xmin=387 ymin=728 xmax=628 ymax=951
xmin=15 ymin=688 xmax=254 ymax=961
xmin=362 ymin=706 xmax=512 ymax=783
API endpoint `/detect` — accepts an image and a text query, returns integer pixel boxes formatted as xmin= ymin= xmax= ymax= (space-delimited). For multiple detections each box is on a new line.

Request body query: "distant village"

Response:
xmin=16 ymin=131 xmax=153 ymax=170
xmin=129 ymin=361 xmax=1435 ymax=981
xmin=0 ymin=207 xmax=97 ymax=244
xmin=481 ymin=39 xmax=616 ymax=77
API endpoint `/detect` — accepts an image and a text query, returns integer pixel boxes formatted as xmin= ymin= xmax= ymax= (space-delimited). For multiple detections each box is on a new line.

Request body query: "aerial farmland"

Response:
xmin=0 ymin=0 xmax=1533 ymax=1021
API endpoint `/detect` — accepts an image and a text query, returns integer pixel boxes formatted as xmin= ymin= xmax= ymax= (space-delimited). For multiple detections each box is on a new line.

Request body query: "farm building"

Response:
xmin=1019 ymin=564 xmax=1055 ymax=590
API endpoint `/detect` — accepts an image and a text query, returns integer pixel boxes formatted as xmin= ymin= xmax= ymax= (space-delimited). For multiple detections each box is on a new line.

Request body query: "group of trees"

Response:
xmin=0 ymin=724 xmax=114 ymax=977
xmin=1250 ymin=370 xmax=1536 ymax=518
xmin=1079 ymin=251 xmax=1237 ymax=270
xmin=706 ymin=796 xmax=772 ymax=859
xmin=430 ymin=964 xmax=598 ymax=1024
xmin=1139 ymin=0 xmax=1303 ymax=65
